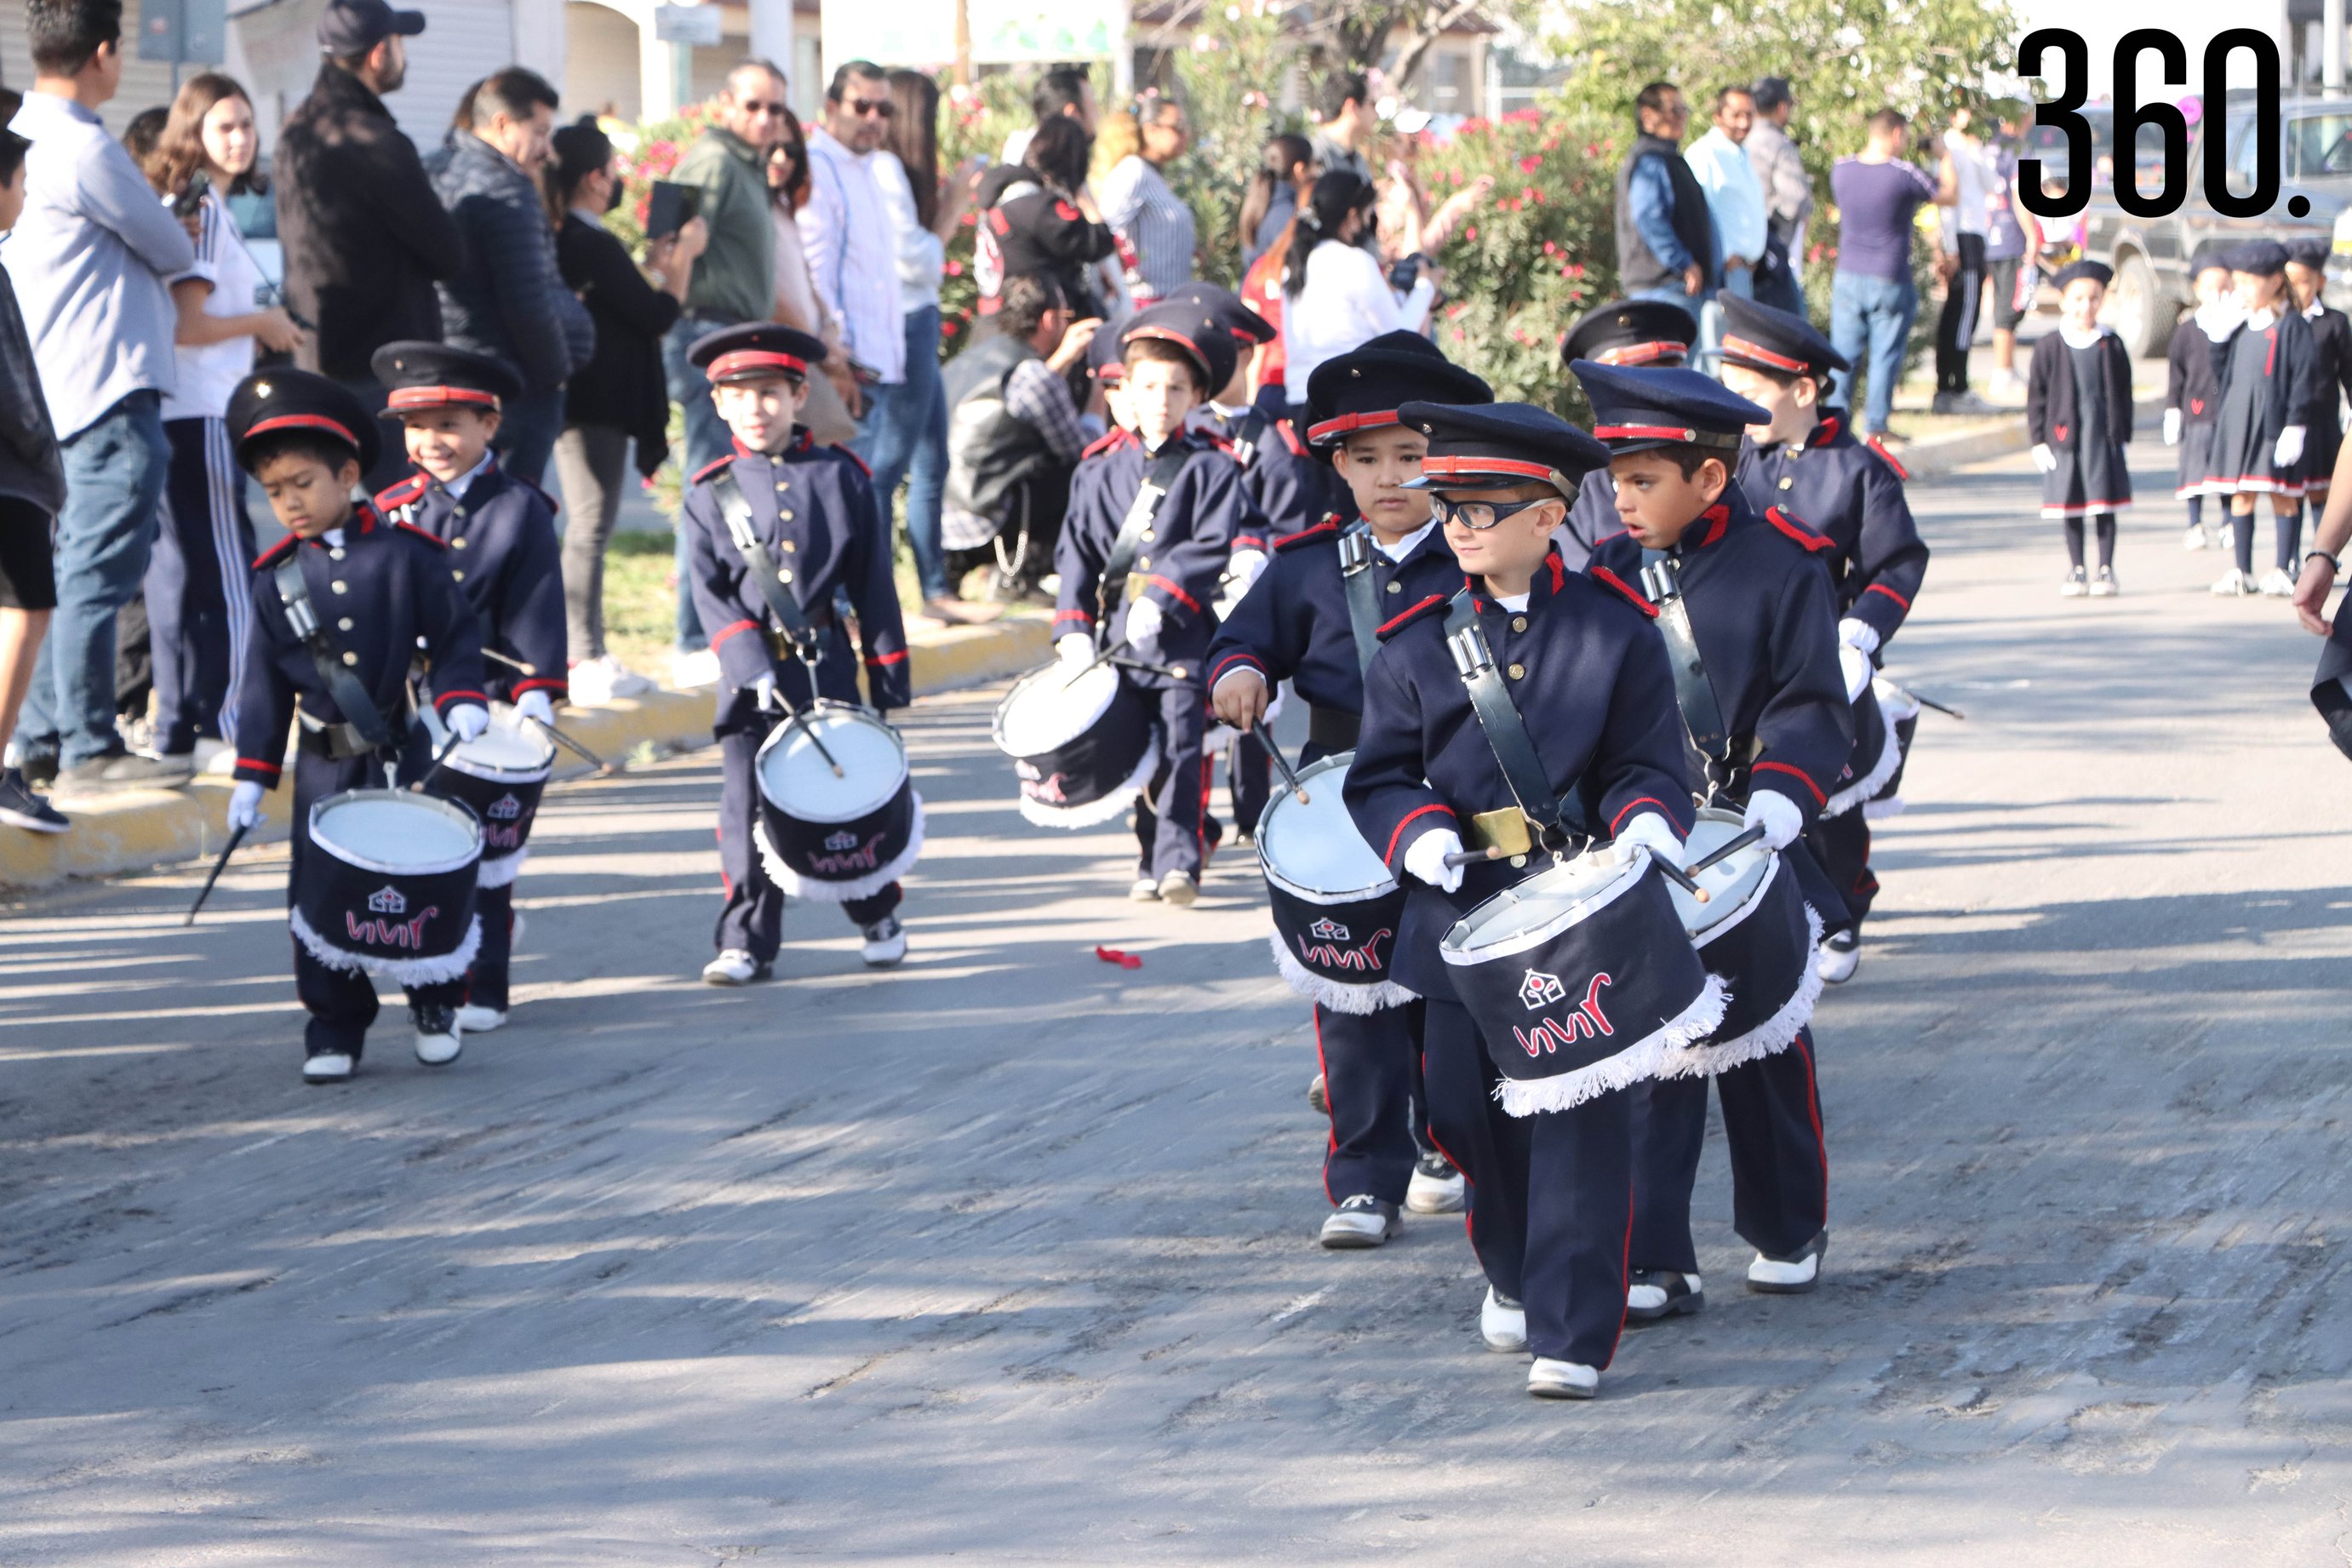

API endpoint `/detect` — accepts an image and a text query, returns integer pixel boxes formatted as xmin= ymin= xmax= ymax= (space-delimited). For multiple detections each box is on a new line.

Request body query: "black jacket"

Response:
xmin=2166 ymin=313 xmax=2226 ymax=425
xmin=979 ymin=164 xmax=1117 ymax=318
xmin=1615 ymin=134 xmax=1715 ymax=295
xmin=427 ymin=131 xmax=592 ymax=394
xmin=2027 ymin=329 xmax=2135 ymax=451
xmin=558 ymin=214 xmax=679 ymax=474
xmin=276 ymin=65 xmax=467 ymax=381
xmin=376 ymin=458 xmax=568 ymax=706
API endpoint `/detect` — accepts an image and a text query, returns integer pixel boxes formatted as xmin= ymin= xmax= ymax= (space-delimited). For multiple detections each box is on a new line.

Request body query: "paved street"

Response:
xmin=1 ymin=439 xmax=2346 ymax=1565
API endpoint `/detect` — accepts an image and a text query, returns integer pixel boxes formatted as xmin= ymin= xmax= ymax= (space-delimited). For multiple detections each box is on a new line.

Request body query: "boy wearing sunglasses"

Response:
xmin=1342 ymin=401 xmax=1694 ymax=1400
xmin=1575 ymin=361 xmax=1851 ymax=1320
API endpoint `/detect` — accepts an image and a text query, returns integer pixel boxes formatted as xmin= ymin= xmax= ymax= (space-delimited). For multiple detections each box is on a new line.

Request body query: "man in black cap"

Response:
xmin=1342 ymin=399 xmax=1694 ymax=1399
xmin=1553 ymin=298 xmax=1697 ymax=569
xmin=678 ymin=323 xmax=913 ymax=981
xmin=1719 ymin=292 xmax=1930 ymax=981
xmin=276 ymin=0 xmax=465 ymax=491
xmin=1577 ymin=358 xmax=1851 ymax=1319
xmin=1207 ymin=331 xmax=1490 ymax=1249
xmin=221 ymin=368 xmax=492 ymax=1083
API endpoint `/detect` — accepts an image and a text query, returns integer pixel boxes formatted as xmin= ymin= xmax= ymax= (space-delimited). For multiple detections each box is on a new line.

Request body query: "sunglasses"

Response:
xmin=848 ymin=97 xmax=896 ymax=118
xmin=1432 ymin=495 xmax=1554 ymax=531
xmin=740 ymin=100 xmax=788 ymax=117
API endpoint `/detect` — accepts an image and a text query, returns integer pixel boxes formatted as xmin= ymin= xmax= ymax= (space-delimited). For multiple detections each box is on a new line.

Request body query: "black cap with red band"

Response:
xmin=1569 ymin=361 xmax=1770 ymax=455
xmin=227 ymin=369 xmax=381 ymax=473
xmin=1303 ymin=329 xmax=1491 ymax=449
xmin=1119 ymin=301 xmax=1239 ymax=397
xmin=370 ymin=340 xmax=523 ymax=415
xmin=1395 ymin=399 xmax=1611 ymax=499
xmin=689 ymin=323 xmax=827 ymax=387
xmin=1559 ymin=297 xmax=1697 ymax=369
xmin=1714 ymin=295 xmax=1848 ymax=383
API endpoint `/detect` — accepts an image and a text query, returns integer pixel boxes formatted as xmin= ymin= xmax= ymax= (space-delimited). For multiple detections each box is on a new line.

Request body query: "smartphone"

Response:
xmin=645 ymin=180 xmax=701 ymax=241
xmin=171 ymin=169 xmax=210 ymax=220
xmin=1386 ymin=252 xmax=1426 ymax=293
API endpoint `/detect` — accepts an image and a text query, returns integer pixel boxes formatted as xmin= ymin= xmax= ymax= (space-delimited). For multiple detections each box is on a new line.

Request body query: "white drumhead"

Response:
xmin=995 ymin=661 xmax=1118 ymax=758
xmin=449 ymin=716 xmax=554 ymax=781
xmin=1257 ymin=753 xmax=1395 ymax=901
xmin=757 ymin=706 xmax=907 ymax=823
xmin=1444 ymin=844 xmax=1647 ymax=963
xmin=1671 ymin=809 xmax=1773 ymax=937
xmin=312 ymin=789 xmax=482 ymax=873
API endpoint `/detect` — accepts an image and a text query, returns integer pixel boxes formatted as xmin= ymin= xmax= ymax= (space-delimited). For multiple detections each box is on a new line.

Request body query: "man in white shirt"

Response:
xmin=802 ymin=59 xmax=907 ymax=456
xmin=1684 ymin=85 xmax=1765 ymax=359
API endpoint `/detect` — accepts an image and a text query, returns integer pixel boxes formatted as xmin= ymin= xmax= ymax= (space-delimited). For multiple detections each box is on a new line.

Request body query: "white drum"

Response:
xmin=753 ymin=703 xmax=924 ymax=901
xmin=993 ymin=659 xmax=1159 ymax=828
xmin=292 ymin=788 xmax=484 ymax=985
xmin=1255 ymin=753 xmax=1412 ymax=1012
xmin=433 ymin=714 xmax=555 ymax=887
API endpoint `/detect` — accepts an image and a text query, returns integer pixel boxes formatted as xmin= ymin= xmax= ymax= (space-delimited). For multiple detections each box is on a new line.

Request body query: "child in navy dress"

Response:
xmin=2200 ymin=239 xmax=2317 ymax=597
xmin=2028 ymin=260 xmax=2134 ymax=597
xmin=2286 ymin=237 xmax=2352 ymax=587
xmin=2166 ymin=260 xmax=2234 ymax=552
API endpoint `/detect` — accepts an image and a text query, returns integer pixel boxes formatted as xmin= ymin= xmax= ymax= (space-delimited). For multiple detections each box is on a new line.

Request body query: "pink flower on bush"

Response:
xmin=1518 ymin=153 xmax=1541 ymax=173
xmin=944 ymin=260 xmax=964 ymax=278
xmin=1465 ymin=226 xmax=1477 ymax=240
xmin=1542 ymin=241 xmax=1556 ymax=255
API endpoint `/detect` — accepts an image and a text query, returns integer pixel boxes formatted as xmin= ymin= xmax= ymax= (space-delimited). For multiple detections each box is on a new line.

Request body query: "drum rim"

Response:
xmin=991 ymin=658 xmax=1124 ymax=760
xmin=754 ymin=700 xmax=910 ymax=824
xmin=1438 ymin=844 xmax=1650 ymax=965
xmin=310 ymin=787 xmax=484 ymax=875
xmin=1256 ymin=751 xmax=1400 ymax=904
xmin=1674 ymin=805 xmax=1775 ymax=938
xmin=441 ymin=716 xmax=557 ymax=784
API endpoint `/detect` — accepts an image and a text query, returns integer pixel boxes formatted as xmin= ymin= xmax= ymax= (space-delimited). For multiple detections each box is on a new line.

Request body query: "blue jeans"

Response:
xmin=663 ymin=315 xmax=740 ymax=651
xmin=20 ymin=391 xmax=169 ymax=766
xmin=1754 ymin=259 xmax=1805 ymax=318
xmin=495 ymin=384 xmax=564 ymax=490
xmin=856 ymin=305 xmax=948 ymax=599
xmin=1829 ymin=272 xmax=1918 ymax=433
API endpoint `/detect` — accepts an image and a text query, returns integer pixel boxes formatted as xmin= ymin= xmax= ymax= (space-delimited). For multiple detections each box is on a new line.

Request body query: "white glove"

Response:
xmin=1839 ymin=644 xmax=1874 ymax=703
xmin=2031 ymin=443 xmax=2058 ymax=473
xmin=1836 ymin=617 xmax=1880 ymax=658
xmin=447 ymin=703 xmax=490 ymax=742
xmin=227 ymin=780 xmax=264 ymax=832
xmin=2163 ymin=408 xmax=2182 ymax=446
xmin=1123 ymin=595 xmax=1164 ymax=658
xmin=752 ymin=672 xmax=778 ymax=711
xmin=1616 ymin=810 xmax=1685 ymax=870
xmin=515 ymin=690 xmax=555 ymax=727
xmin=1743 ymin=787 xmax=1805 ymax=850
xmin=1056 ymin=632 xmax=1094 ymax=666
xmin=2276 ymin=425 xmax=2308 ymax=468
xmin=1226 ymin=548 xmax=1268 ymax=595
xmin=1401 ymin=826 xmax=1465 ymax=892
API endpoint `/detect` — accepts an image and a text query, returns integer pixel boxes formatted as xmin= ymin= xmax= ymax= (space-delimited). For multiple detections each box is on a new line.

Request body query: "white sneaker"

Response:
xmin=671 ymin=647 xmax=722 ymax=688
xmin=1527 ymin=1358 xmax=1600 ymax=1399
xmin=2212 ymin=567 xmax=2254 ymax=597
xmin=1404 ymin=1152 xmax=1466 ymax=1214
xmin=569 ymin=653 xmax=655 ymax=703
xmin=1157 ymin=869 xmax=1199 ymax=906
xmin=2183 ymin=523 xmax=2209 ymax=551
xmin=1129 ymin=876 xmax=1161 ymax=902
xmin=860 ymin=913 xmax=907 ymax=968
xmin=2090 ymin=567 xmax=2120 ymax=598
xmin=2058 ymin=566 xmax=2088 ymax=598
xmin=701 ymin=948 xmax=768 ymax=985
xmin=455 ymin=1004 xmax=506 ymax=1033
xmin=2259 ymin=567 xmax=2298 ymax=598
xmin=1627 ymin=1270 xmax=1705 ymax=1320
xmin=1480 ymin=1286 xmax=1527 ymax=1353
xmin=412 ymin=1005 xmax=462 ymax=1066
xmin=192 ymin=737 xmax=237 ymax=775
xmin=1817 ymin=930 xmax=1860 ymax=984
xmin=1748 ymin=1229 xmax=1828 ymax=1294
xmin=1986 ymin=369 xmax=2023 ymax=399
xmin=302 ymin=1050 xmax=355 ymax=1083
xmin=1318 ymin=1195 xmax=1399 ymax=1248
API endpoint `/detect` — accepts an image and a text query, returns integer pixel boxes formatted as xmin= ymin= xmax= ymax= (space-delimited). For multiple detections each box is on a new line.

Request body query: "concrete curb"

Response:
xmin=1894 ymin=394 xmax=2166 ymax=481
xmin=0 ymin=609 xmax=1052 ymax=893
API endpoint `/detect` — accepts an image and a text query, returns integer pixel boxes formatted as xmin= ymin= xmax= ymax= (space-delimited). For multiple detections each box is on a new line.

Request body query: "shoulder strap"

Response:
xmin=1336 ymin=523 xmax=1382 ymax=677
xmin=1096 ymin=444 xmax=1195 ymax=630
xmin=1638 ymin=550 xmax=1731 ymax=764
xmin=712 ymin=466 xmax=821 ymax=662
xmin=272 ymin=555 xmax=393 ymax=750
xmin=1440 ymin=590 xmax=1583 ymax=850
xmin=1228 ymin=406 xmax=1268 ymax=471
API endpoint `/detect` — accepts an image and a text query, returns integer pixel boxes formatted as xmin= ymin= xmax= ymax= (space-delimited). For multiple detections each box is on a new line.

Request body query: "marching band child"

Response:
xmin=1207 ymin=330 xmax=1491 ymax=1246
xmin=2200 ymin=241 xmax=2315 ymax=598
xmin=1552 ymin=299 xmax=1697 ymax=569
xmin=2028 ymin=260 xmax=2135 ymax=598
xmin=2286 ymin=238 xmax=2352 ymax=580
xmin=1577 ymin=362 xmax=1853 ymax=1319
xmin=679 ymin=324 xmax=913 ymax=982
xmin=1055 ymin=302 xmax=1263 ymax=905
xmin=372 ymin=342 xmax=568 ymax=1033
xmin=223 ymin=372 xmax=492 ymax=1082
xmin=1343 ymin=400 xmax=1692 ymax=1399
xmin=2168 ymin=261 xmax=2236 ymax=552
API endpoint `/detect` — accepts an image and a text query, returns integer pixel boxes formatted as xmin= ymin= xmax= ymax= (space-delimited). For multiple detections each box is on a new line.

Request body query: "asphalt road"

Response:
xmin=1 ymin=439 xmax=2347 ymax=1565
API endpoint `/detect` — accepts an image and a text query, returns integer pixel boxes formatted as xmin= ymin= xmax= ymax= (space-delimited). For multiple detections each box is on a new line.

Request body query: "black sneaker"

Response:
xmin=15 ymin=747 xmax=59 ymax=789
xmin=54 ymin=746 xmax=194 ymax=793
xmin=1625 ymin=1268 xmax=1705 ymax=1322
xmin=1318 ymin=1194 xmax=1399 ymax=1248
xmin=411 ymin=1004 xmax=462 ymax=1066
xmin=0 ymin=768 xmax=69 ymax=833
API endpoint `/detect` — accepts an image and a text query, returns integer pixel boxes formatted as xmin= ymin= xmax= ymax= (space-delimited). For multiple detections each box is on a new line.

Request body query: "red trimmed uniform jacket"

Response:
xmin=232 ymin=503 xmax=489 ymax=788
xmin=375 ymin=455 xmax=568 ymax=705
xmin=1734 ymin=410 xmax=1928 ymax=648
xmin=1342 ymin=549 xmax=1694 ymax=999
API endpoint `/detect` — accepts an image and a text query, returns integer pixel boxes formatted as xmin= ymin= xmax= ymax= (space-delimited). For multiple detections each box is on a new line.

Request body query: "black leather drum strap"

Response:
xmin=1228 ymin=407 xmax=1268 ymax=471
xmin=1639 ymin=551 xmax=1731 ymax=764
xmin=1096 ymin=446 xmax=1193 ymax=632
xmin=1307 ymin=705 xmax=1360 ymax=753
xmin=713 ymin=467 xmax=821 ymax=663
xmin=1336 ymin=524 xmax=1382 ymax=677
xmin=1442 ymin=591 xmax=1580 ymax=850
xmin=272 ymin=557 xmax=392 ymax=752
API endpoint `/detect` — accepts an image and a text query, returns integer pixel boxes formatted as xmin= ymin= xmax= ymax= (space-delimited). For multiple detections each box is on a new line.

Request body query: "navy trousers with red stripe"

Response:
xmin=1804 ymin=811 xmax=1877 ymax=929
xmin=1318 ymin=999 xmax=1424 ymax=1205
xmin=1423 ymin=997 xmax=1634 ymax=1368
xmin=715 ymin=727 xmax=899 ymax=959
xmin=1132 ymin=681 xmax=1211 ymax=880
xmin=1628 ymin=1027 xmax=1828 ymax=1275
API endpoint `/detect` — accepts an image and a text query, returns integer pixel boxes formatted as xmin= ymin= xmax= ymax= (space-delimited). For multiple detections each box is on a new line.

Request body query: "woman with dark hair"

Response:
xmin=548 ymin=114 xmax=706 ymax=702
xmin=140 ymin=72 xmax=305 ymax=770
xmin=1239 ymin=131 xmax=1312 ymax=271
xmin=975 ymin=114 xmax=1117 ymax=321
xmin=766 ymin=112 xmax=857 ymax=447
xmin=1279 ymin=171 xmax=1434 ymax=404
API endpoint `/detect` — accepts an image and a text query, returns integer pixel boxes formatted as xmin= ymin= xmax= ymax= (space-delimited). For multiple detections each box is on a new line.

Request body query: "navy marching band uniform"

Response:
xmin=1206 ymin=334 xmax=1490 ymax=1235
xmin=371 ymin=342 xmax=569 ymax=1018
xmin=226 ymin=373 xmax=491 ymax=1071
xmin=1344 ymin=403 xmax=1693 ymax=1384
xmin=1554 ymin=299 xmax=1696 ymax=569
xmin=1577 ymin=361 xmax=1851 ymax=1310
xmin=680 ymin=326 xmax=913 ymax=970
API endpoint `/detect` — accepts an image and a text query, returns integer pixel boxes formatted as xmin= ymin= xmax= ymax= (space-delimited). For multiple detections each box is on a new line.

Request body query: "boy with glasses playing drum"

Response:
xmin=1208 ymin=330 xmax=1491 ymax=1248
xmin=1343 ymin=402 xmax=1695 ymax=1399
xmin=220 ymin=371 xmax=495 ymax=1082
xmin=1577 ymin=360 xmax=1853 ymax=1314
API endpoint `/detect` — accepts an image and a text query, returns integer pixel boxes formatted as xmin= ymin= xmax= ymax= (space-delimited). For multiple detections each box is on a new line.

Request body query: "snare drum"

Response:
xmin=993 ymin=659 xmax=1159 ymax=828
xmin=428 ymin=713 xmax=554 ymax=888
xmin=1820 ymin=680 xmax=1895 ymax=820
xmin=1255 ymin=753 xmax=1413 ymax=1013
xmin=753 ymin=701 xmax=924 ymax=901
xmin=1440 ymin=844 xmax=1725 ymax=1117
xmin=291 ymin=788 xmax=484 ymax=986
xmin=1657 ymin=807 xmax=1822 ymax=1078
xmin=1864 ymin=676 xmax=1920 ymax=819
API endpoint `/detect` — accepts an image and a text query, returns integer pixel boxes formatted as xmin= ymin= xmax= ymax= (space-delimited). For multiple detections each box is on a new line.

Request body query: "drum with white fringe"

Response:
xmin=753 ymin=702 xmax=924 ymax=902
xmin=1820 ymin=677 xmax=1894 ymax=821
xmin=1657 ymin=806 xmax=1822 ymax=1078
xmin=1864 ymin=677 xmax=1920 ymax=818
xmin=993 ymin=659 xmax=1159 ymax=828
xmin=428 ymin=713 xmax=553 ymax=889
xmin=1439 ymin=843 xmax=1725 ymax=1117
xmin=291 ymin=788 xmax=483 ymax=985
xmin=1254 ymin=752 xmax=1412 ymax=1013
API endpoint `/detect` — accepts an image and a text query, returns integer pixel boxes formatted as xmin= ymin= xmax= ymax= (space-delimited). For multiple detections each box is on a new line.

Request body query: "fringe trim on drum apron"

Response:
xmin=1494 ymin=973 xmax=1728 ymax=1118
xmin=1018 ymin=735 xmax=1161 ymax=830
xmin=1657 ymin=906 xmax=1824 ymax=1079
xmin=476 ymin=848 xmax=529 ymax=890
xmin=1265 ymin=933 xmax=1419 ymax=1014
xmin=753 ymin=794 xmax=925 ymax=903
xmin=1821 ymin=692 xmax=1902 ymax=821
xmin=288 ymin=907 xmax=484 ymax=987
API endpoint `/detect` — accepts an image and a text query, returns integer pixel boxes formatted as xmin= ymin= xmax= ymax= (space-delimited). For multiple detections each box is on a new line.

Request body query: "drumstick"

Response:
xmin=763 ymin=688 xmax=846 ymax=779
xmin=1107 ymin=655 xmax=1193 ymax=682
xmin=1684 ymin=823 xmax=1766 ymax=878
xmin=480 ymin=648 xmax=538 ymax=675
xmin=1254 ymin=725 xmax=1311 ymax=805
xmin=413 ymin=730 xmax=466 ymax=794
xmin=182 ymin=821 xmax=251 ymax=926
xmin=1651 ymin=858 xmax=1710 ymax=902
xmin=1442 ymin=845 xmax=1505 ymax=868
xmin=525 ymin=713 xmax=610 ymax=772
xmin=1441 ymin=840 xmax=1708 ymax=901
